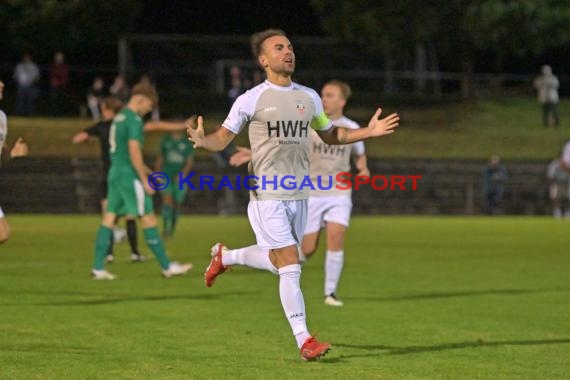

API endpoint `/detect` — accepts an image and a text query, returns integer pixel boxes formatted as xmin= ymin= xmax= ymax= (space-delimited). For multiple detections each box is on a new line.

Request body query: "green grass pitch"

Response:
xmin=0 ymin=215 xmax=569 ymax=379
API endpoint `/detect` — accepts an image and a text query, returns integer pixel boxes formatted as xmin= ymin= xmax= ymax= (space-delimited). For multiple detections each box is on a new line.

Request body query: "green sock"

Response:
xmin=172 ymin=207 xmax=180 ymax=234
xmin=162 ymin=204 xmax=173 ymax=235
xmin=93 ymin=226 xmax=113 ymax=270
xmin=144 ymin=227 xmax=170 ymax=269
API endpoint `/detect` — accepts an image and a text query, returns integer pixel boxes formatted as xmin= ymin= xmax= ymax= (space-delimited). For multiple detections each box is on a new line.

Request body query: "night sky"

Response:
xmin=0 ymin=1 xmax=566 ymax=77
xmin=134 ymin=0 xmax=323 ymax=36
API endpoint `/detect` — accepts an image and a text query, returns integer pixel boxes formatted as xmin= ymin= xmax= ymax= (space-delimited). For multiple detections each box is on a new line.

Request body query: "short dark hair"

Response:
xmin=250 ymin=29 xmax=287 ymax=59
xmin=101 ymin=96 xmax=124 ymax=113
xmin=131 ymin=82 xmax=159 ymax=106
xmin=325 ymin=80 xmax=352 ymax=101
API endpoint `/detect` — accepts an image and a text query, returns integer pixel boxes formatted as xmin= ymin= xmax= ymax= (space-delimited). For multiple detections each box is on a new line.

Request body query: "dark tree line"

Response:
xmin=312 ymin=0 xmax=570 ymax=98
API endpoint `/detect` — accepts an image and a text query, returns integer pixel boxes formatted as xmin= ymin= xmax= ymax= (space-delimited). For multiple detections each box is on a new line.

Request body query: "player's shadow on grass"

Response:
xmin=348 ymin=287 xmax=570 ymax=302
xmin=329 ymin=338 xmax=570 ymax=360
xmin=0 ymin=291 xmax=256 ymax=306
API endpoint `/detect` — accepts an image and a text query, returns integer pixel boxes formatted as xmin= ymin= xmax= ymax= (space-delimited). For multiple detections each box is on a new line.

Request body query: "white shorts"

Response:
xmin=0 ymin=207 xmax=4 ymax=218
xmin=305 ymin=196 xmax=352 ymax=235
xmin=247 ymin=200 xmax=307 ymax=250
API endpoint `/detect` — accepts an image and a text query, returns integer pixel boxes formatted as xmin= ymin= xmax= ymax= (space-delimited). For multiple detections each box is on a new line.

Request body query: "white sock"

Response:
xmin=279 ymin=264 xmax=310 ymax=348
xmin=295 ymin=330 xmax=311 ymax=348
xmin=554 ymin=208 xmax=563 ymax=218
xmin=325 ymin=250 xmax=344 ymax=296
xmin=221 ymin=245 xmax=278 ymax=274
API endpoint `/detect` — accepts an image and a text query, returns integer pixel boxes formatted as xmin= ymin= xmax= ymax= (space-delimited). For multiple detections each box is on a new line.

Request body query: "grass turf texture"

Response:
xmin=0 ymin=215 xmax=569 ymax=379
xmin=5 ymin=97 xmax=570 ymax=160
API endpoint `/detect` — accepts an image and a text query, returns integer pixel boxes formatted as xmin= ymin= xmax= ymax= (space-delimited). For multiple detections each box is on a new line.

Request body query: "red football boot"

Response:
xmin=204 ymin=243 xmax=229 ymax=287
xmin=300 ymin=336 xmax=331 ymax=361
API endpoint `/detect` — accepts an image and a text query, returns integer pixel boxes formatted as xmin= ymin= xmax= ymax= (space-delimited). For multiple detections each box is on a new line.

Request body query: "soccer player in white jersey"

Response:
xmin=302 ymin=80 xmax=368 ymax=307
xmin=230 ymin=80 xmax=369 ymax=307
xmin=187 ymin=29 xmax=399 ymax=361
xmin=0 ymin=80 xmax=29 ymax=244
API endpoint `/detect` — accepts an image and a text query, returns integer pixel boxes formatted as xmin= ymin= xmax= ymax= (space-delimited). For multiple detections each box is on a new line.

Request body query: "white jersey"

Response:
xmin=534 ymin=74 xmax=559 ymax=104
xmin=0 ymin=110 xmax=7 ymax=153
xmin=223 ymin=80 xmax=332 ymax=201
xmin=309 ymin=116 xmax=365 ymax=197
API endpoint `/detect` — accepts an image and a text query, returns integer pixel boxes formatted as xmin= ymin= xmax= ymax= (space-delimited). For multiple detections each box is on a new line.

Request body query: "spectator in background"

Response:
xmin=229 ymin=65 xmax=241 ymax=82
xmin=137 ymin=74 xmax=159 ymax=120
xmin=87 ymin=76 xmax=106 ymax=121
xmin=252 ymin=70 xmax=263 ymax=86
xmin=242 ymin=76 xmax=253 ymax=91
xmin=534 ymin=65 xmax=560 ymax=127
xmin=49 ymin=51 xmax=69 ymax=115
xmin=13 ymin=52 xmax=40 ymax=116
xmin=227 ymin=77 xmax=243 ymax=106
xmin=546 ymin=157 xmax=570 ymax=219
xmin=241 ymin=70 xmax=264 ymax=92
xmin=227 ymin=65 xmax=243 ymax=107
xmin=482 ymin=154 xmax=508 ymax=215
xmin=109 ymin=75 xmax=130 ymax=103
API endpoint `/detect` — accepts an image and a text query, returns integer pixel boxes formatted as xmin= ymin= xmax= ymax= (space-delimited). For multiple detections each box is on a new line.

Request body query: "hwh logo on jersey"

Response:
xmin=267 ymin=120 xmax=309 ymax=138
xmin=313 ymin=142 xmax=346 ymax=156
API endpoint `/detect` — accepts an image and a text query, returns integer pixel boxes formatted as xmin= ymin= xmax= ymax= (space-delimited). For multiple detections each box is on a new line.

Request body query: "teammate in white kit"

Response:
xmin=187 ymin=29 xmax=399 ymax=361
xmin=303 ymin=80 xmax=368 ymax=307
xmin=230 ymin=80 xmax=369 ymax=307
xmin=0 ymin=80 xmax=29 ymax=244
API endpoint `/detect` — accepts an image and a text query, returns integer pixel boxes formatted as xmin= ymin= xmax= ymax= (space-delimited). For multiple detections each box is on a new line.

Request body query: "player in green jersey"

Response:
xmin=91 ymin=82 xmax=192 ymax=280
xmin=155 ymin=129 xmax=194 ymax=237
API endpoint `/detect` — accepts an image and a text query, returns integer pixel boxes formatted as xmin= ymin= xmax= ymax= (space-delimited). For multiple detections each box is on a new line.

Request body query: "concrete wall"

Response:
xmin=0 ymin=158 xmax=552 ymax=215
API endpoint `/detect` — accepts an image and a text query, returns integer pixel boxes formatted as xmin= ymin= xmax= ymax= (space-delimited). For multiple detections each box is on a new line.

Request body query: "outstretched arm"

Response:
xmin=10 ymin=138 xmax=28 ymax=158
xmin=317 ymin=108 xmax=399 ymax=145
xmin=74 ymin=121 xmax=101 ymax=144
xmin=186 ymin=116 xmax=236 ymax=152
xmin=72 ymin=131 xmax=90 ymax=144
xmin=1 ymin=138 xmax=28 ymax=166
xmin=144 ymin=116 xmax=195 ymax=132
xmin=229 ymin=146 xmax=252 ymax=167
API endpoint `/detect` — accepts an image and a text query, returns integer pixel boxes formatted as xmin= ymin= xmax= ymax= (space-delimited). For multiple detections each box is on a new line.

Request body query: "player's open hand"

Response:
xmin=357 ymin=167 xmax=371 ymax=177
xmin=187 ymin=115 xmax=205 ymax=148
xmin=229 ymin=146 xmax=252 ymax=167
xmin=143 ymin=180 xmax=156 ymax=196
xmin=367 ymin=108 xmax=399 ymax=138
xmin=185 ymin=115 xmax=197 ymax=129
xmin=10 ymin=138 xmax=28 ymax=158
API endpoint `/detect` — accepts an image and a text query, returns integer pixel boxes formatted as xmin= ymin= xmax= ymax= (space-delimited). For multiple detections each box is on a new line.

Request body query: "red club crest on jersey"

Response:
xmin=296 ymin=102 xmax=305 ymax=115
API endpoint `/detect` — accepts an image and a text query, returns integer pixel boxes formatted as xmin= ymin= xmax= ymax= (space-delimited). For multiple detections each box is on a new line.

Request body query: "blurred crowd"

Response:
xmin=8 ymin=51 xmax=159 ymax=120
xmin=87 ymin=73 xmax=158 ymax=121
xmin=226 ymin=65 xmax=264 ymax=107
